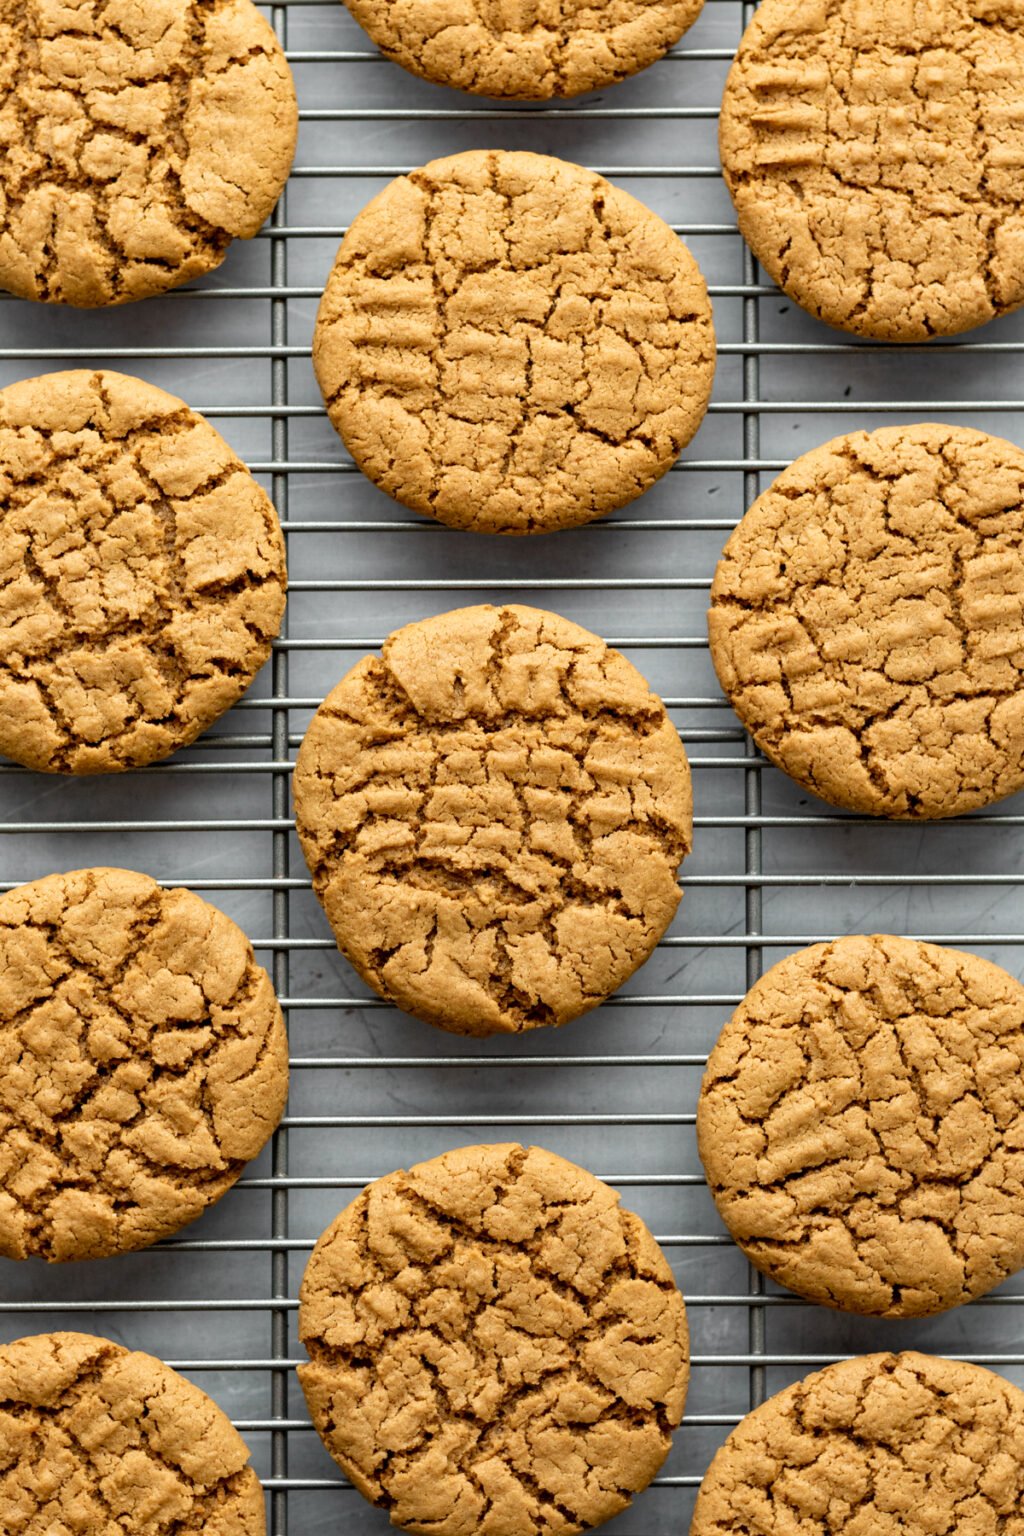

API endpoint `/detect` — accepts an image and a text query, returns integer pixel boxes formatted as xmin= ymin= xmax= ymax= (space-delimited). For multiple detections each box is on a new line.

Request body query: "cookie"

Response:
xmin=298 ymin=1143 xmax=689 ymax=1536
xmin=720 ymin=0 xmax=1024 ymax=341
xmin=0 ymin=1331 xmax=265 ymax=1533
xmin=0 ymin=867 xmax=288 ymax=1262
xmin=691 ymin=1352 xmax=1024 ymax=1536
xmin=698 ymin=934 xmax=1024 ymax=1318
xmin=338 ymin=0 xmax=703 ymax=98
xmin=0 ymin=369 xmax=287 ymax=774
xmin=708 ymin=423 xmax=1024 ymax=819
xmin=313 ymin=150 xmax=715 ymax=534
xmin=0 ymin=0 xmax=297 ymax=307
xmin=293 ymin=604 xmax=693 ymax=1036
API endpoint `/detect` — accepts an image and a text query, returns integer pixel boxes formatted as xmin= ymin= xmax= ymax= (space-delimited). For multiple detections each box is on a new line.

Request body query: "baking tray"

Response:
xmin=4 ymin=1 xmax=1024 ymax=1530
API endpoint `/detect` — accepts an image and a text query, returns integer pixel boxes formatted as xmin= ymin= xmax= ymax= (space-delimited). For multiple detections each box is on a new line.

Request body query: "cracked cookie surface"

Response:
xmin=292 ymin=604 xmax=693 ymax=1037
xmin=708 ymin=423 xmax=1024 ymax=819
xmin=691 ymin=1351 xmax=1024 ymax=1536
xmin=0 ymin=369 xmax=287 ymax=774
xmin=720 ymin=0 xmax=1024 ymax=341
xmin=0 ymin=0 xmax=297 ymax=307
xmin=338 ymin=0 xmax=703 ymax=99
xmin=697 ymin=934 xmax=1024 ymax=1318
xmin=0 ymin=867 xmax=288 ymax=1262
xmin=0 ymin=1331 xmax=265 ymax=1533
xmin=298 ymin=1143 xmax=689 ymax=1536
xmin=313 ymin=150 xmax=715 ymax=534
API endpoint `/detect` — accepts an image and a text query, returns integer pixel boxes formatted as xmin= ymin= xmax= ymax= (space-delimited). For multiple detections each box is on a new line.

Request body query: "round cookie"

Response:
xmin=298 ymin=1143 xmax=689 ymax=1536
xmin=0 ymin=1331 xmax=265 ymax=1533
xmin=0 ymin=369 xmax=287 ymax=774
xmin=698 ymin=934 xmax=1024 ymax=1318
xmin=692 ymin=1352 xmax=1024 ymax=1536
xmin=338 ymin=0 xmax=703 ymax=98
xmin=708 ymin=423 xmax=1024 ymax=819
xmin=293 ymin=604 xmax=693 ymax=1036
xmin=313 ymin=150 xmax=715 ymax=534
xmin=720 ymin=0 xmax=1024 ymax=341
xmin=0 ymin=867 xmax=288 ymax=1262
xmin=0 ymin=0 xmax=297 ymax=307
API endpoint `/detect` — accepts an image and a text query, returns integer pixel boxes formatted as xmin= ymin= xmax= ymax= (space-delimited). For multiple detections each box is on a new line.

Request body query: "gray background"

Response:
xmin=3 ymin=0 xmax=1024 ymax=1530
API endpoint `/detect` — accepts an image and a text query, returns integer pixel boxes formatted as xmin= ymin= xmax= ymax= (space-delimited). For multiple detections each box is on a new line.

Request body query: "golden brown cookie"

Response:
xmin=293 ymin=604 xmax=693 ymax=1036
xmin=0 ymin=867 xmax=288 ymax=1262
xmin=338 ymin=0 xmax=703 ymax=98
xmin=698 ymin=935 xmax=1024 ymax=1318
xmin=313 ymin=150 xmax=715 ymax=534
xmin=0 ymin=369 xmax=287 ymax=774
xmin=720 ymin=0 xmax=1024 ymax=341
xmin=298 ymin=1143 xmax=689 ymax=1536
xmin=0 ymin=1331 xmax=266 ymax=1533
xmin=692 ymin=1352 xmax=1024 ymax=1536
xmin=708 ymin=423 xmax=1024 ymax=819
xmin=0 ymin=0 xmax=297 ymax=307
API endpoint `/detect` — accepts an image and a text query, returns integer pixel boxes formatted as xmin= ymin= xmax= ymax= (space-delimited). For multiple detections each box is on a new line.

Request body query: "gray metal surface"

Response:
xmin=3 ymin=0 xmax=1024 ymax=1530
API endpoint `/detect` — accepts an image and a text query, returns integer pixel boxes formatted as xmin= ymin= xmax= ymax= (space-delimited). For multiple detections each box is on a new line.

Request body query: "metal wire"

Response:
xmin=4 ymin=2 xmax=1024 ymax=1533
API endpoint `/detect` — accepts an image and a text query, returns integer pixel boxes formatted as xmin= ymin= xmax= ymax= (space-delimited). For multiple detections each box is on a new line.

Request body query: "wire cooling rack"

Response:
xmin=5 ymin=1 xmax=1024 ymax=1532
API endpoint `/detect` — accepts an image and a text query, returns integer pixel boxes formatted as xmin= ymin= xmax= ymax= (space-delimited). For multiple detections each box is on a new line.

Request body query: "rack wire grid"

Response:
xmin=5 ymin=0 xmax=1024 ymax=1532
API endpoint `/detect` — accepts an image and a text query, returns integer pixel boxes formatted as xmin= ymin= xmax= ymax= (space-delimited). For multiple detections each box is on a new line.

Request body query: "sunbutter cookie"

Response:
xmin=691 ymin=1352 xmax=1024 ymax=1536
xmin=293 ymin=604 xmax=693 ymax=1036
xmin=337 ymin=0 xmax=703 ymax=98
xmin=298 ymin=1143 xmax=689 ymax=1536
xmin=0 ymin=0 xmax=297 ymax=307
xmin=0 ymin=867 xmax=288 ymax=1262
xmin=708 ymin=423 xmax=1024 ymax=819
xmin=720 ymin=0 xmax=1024 ymax=341
xmin=698 ymin=935 xmax=1024 ymax=1318
xmin=0 ymin=369 xmax=286 ymax=774
xmin=0 ymin=1331 xmax=265 ymax=1533
xmin=313 ymin=150 xmax=715 ymax=534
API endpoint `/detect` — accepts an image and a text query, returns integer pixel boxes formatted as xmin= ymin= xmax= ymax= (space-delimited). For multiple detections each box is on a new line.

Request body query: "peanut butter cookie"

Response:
xmin=0 ymin=369 xmax=287 ymax=774
xmin=298 ymin=1143 xmax=689 ymax=1536
xmin=0 ymin=867 xmax=288 ymax=1262
xmin=698 ymin=934 xmax=1024 ymax=1318
xmin=313 ymin=150 xmax=715 ymax=534
xmin=708 ymin=423 xmax=1024 ymax=819
xmin=293 ymin=604 xmax=693 ymax=1036
xmin=692 ymin=1352 xmax=1024 ymax=1536
xmin=0 ymin=0 xmax=297 ymax=306
xmin=0 ymin=1331 xmax=265 ymax=1533
xmin=338 ymin=0 xmax=703 ymax=98
xmin=720 ymin=0 xmax=1024 ymax=341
